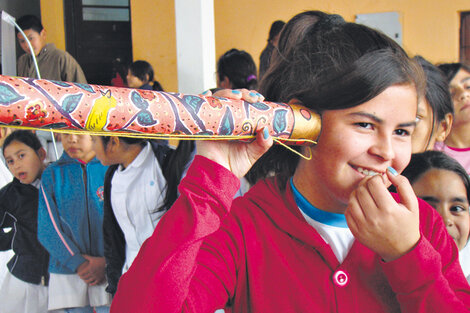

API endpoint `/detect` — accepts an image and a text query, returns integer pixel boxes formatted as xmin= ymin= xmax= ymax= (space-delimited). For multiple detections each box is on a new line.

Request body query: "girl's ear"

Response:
xmin=37 ymin=147 xmax=47 ymax=162
xmin=435 ymin=113 xmax=453 ymax=142
xmin=219 ymin=76 xmax=232 ymax=89
xmin=107 ymin=136 xmax=121 ymax=152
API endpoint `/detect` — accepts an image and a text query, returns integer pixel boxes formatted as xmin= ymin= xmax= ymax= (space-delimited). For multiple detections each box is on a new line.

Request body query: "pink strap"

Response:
xmin=40 ymin=184 xmax=75 ymax=256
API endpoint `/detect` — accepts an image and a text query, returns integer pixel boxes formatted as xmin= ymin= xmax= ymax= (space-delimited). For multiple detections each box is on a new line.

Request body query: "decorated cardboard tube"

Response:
xmin=0 ymin=75 xmax=321 ymax=145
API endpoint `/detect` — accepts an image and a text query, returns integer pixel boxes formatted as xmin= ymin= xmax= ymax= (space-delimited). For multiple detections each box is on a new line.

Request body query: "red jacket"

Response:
xmin=112 ymin=156 xmax=470 ymax=312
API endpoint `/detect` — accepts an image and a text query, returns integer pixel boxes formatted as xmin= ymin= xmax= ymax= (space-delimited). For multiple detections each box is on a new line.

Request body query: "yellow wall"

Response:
xmin=130 ymin=1 xmax=178 ymax=91
xmin=214 ymin=0 xmax=470 ymax=67
xmin=40 ymin=0 xmax=65 ymax=51
xmin=42 ymin=0 xmax=470 ymax=92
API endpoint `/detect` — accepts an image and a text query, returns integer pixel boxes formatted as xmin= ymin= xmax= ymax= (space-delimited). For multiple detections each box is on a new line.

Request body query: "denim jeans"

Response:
xmin=62 ymin=305 xmax=110 ymax=313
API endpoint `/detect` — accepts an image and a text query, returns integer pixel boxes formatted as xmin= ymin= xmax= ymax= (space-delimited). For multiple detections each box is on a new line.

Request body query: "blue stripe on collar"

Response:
xmin=290 ymin=178 xmax=349 ymax=228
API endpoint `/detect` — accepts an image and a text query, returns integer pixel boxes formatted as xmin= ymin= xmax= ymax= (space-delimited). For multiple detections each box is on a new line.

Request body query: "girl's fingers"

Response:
xmin=386 ymin=167 xmax=418 ymax=213
xmin=240 ymin=89 xmax=264 ymax=103
xmin=210 ymin=88 xmax=265 ymax=103
xmin=251 ymin=127 xmax=273 ymax=155
xmin=211 ymin=89 xmax=243 ymax=100
xmin=354 ymin=179 xmax=381 ymax=220
xmin=346 ymin=190 xmax=366 ymax=228
xmin=200 ymin=89 xmax=213 ymax=97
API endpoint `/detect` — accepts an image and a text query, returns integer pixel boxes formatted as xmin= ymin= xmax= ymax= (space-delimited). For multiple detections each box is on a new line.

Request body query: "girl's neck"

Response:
xmin=444 ymin=123 xmax=470 ymax=148
xmin=292 ymin=167 xmax=348 ymax=215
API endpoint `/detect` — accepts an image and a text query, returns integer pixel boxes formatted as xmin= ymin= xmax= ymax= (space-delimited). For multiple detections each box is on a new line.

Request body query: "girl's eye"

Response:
xmin=394 ymin=129 xmax=410 ymax=137
xmin=18 ymin=153 xmax=25 ymax=159
xmin=6 ymin=159 xmax=13 ymax=165
xmin=355 ymin=122 xmax=373 ymax=129
xmin=450 ymin=205 xmax=467 ymax=213
xmin=415 ymin=116 xmax=423 ymax=123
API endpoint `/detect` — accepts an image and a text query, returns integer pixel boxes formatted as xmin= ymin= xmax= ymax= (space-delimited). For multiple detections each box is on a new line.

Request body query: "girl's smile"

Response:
xmin=293 ymin=84 xmax=417 ymax=214
xmin=353 ymin=165 xmax=384 ymax=177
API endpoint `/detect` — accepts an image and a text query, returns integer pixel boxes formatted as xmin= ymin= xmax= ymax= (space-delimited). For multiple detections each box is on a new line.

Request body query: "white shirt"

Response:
xmin=299 ymin=209 xmax=355 ymax=264
xmin=459 ymin=241 xmax=470 ymax=284
xmin=111 ymin=142 xmax=167 ymax=273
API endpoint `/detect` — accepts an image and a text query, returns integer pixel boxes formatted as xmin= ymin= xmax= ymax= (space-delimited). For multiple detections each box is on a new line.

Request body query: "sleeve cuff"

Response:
xmin=67 ymin=253 xmax=87 ymax=272
xmin=381 ymin=235 xmax=441 ymax=294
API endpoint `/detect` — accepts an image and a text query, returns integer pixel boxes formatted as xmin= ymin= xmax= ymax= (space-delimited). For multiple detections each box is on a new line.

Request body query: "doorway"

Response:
xmin=64 ymin=0 xmax=132 ymax=85
xmin=460 ymin=12 xmax=470 ymax=62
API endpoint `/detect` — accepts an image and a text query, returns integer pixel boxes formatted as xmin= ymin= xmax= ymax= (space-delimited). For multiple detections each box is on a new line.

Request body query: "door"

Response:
xmin=461 ymin=12 xmax=470 ymax=62
xmin=64 ymin=0 xmax=132 ymax=85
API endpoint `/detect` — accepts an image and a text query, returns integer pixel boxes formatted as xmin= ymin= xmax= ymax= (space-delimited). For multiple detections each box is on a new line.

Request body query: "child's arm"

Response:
xmin=37 ymin=167 xmax=87 ymax=272
xmin=0 ymin=186 xmax=14 ymax=251
xmin=111 ymin=131 xmax=272 ymax=312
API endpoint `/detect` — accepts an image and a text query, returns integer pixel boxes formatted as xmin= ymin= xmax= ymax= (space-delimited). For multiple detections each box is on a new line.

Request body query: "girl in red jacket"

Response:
xmin=111 ymin=11 xmax=470 ymax=312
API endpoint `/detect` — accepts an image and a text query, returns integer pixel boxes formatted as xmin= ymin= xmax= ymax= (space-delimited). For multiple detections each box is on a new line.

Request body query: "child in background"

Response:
xmin=216 ymin=48 xmax=258 ymax=90
xmin=435 ymin=62 xmax=470 ymax=173
xmin=38 ymin=133 xmax=111 ymax=313
xmin=126 ymin=60 xmax=163 ymax=91
xmin=112 ymin=11 xmax=470 ymax=312
xmin=91 ymin=136 xmax=194 ymax=296
xmin=401 ymin=150 xmax=470 ymax=283
xmin=411 ymin=56 xmax=453 ymax=153
xmin=0 ymin=130 xmax=49 ymax=313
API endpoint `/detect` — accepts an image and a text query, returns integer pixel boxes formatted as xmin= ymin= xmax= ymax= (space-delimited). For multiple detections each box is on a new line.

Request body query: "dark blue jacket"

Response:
xmin=0 ymin=178 xmax=49 ymax=285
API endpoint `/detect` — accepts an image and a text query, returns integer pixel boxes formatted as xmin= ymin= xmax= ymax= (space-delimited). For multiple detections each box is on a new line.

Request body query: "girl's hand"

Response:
xmin=77 ymin=255 xmax=106 ymax=285
xmin=197 ymin=127 xmax=272 ymax=178
xmin=202 ymin=88 xmax=264 ymax=103
xmin=197 ymin=89 xmax=272 ymax=178
xmin=345 ymin=169 xmax=421 ymax=262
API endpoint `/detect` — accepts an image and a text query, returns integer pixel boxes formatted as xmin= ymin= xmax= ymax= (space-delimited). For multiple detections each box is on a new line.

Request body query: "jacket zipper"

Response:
xmin=81 ymin=164 xmax=92 ymax=252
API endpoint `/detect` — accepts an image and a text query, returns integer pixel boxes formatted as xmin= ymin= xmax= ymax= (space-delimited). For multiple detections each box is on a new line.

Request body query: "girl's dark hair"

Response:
xmin=159 ymin=141 xmax=195 ymax=211
xmin=246 ymin=11 xmax=425 ymax=186
xmin=268 ymin=20 xmax=286 ymax=42
xmin=401 ymin=150 xmax=470 ymax=202
xmin=414 ymin=56 xmax=454 ymax=121
xmin=3 ymin=130 xmax=42 ymax=156
xmin=129 ymin=60 xmax=164 ymax=91
xmin=413 ymin=56 xmax=454 ymax=148
xmin=217 ymin=48 xmax=258 ymax=90
xmin=437 ymin=62 xmax=470 ymax=83
xmin=100 ymin=136 xmax=146 ymax=147
xmin=100 ymin=136 xmax=194 ymax=212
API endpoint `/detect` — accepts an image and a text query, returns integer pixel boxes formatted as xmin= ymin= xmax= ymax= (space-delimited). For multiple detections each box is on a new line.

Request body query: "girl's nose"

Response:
xmin=369 ymin=136 xmax=394 ymax=161
xmin=459 ymin=90 xmax=470 ymax=102
xmin=68 ymin=134 xmax=78 ymax=142
xmin=441 ymin=210 xmax=454 ymax=227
